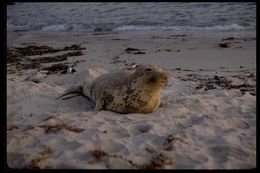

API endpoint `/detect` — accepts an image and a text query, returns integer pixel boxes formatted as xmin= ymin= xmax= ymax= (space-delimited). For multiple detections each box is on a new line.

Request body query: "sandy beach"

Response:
xmin=7 ymin=30 xmax=256 ymax=169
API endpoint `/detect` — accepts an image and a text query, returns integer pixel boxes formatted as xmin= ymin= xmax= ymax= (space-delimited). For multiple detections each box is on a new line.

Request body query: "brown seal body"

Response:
xmin=57 ymin=65 xmax=168 ymax=114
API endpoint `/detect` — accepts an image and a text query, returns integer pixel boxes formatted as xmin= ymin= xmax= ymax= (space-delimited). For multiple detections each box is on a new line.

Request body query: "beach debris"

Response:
xmin=7 ymin=125 xmax=19 ymax=132
xmin=198 ymin=69 xmax=211 ymax=72
xmin=31 ymin=55 xmax=67 ymax=63
xmin=145 ymin=146 xmax=157 ymax=153
xmin=43 ymin=64 xmax=69 ymax=74
xmin=7 ymin=48 xmax=24 ymax=63
xmin=30 ymin=51 xmax=83 ymax=63
xmin=15 ymin=61 xmax=42 ymax=70
xmin=94 ymin=27 xmax=112 ymax=32
xmin=155 ymin=49 xmax=173 ymax=52
xmin=151 ymin=36 xmax=172 ymax=39
xmin=221 ymin=37 xmax=256 ymax=42
xmin=229 ymin=83 xmax=255 ymax=94
xmin=204 ymin=83 xmax=217 ymax=90
xmin=194 ymin=75 xmax=232 ymax=90
xmin=7 ymin=44 xmax=85 ymax=62
xmin=110 ymin=56 xmax=124 ymax=64
xmin=190 ymin=74 xmax=256 ymax=95
xmin=65 ymin=126 xmax=85 ymax=133
xmin=219 ymin=37 xmax=255 ymax=49
xmin=40 ymin=123 xmax=67 ymax=133
xmin=131 ymin=63 xmax=137 ymax=68
xmin=124 ymin=47 xmax=146 ymax=54
xmin=126 ymin=63 xmax=142 ymax=70
xmin=110 ymin=56 xmax=128 ymax=67
xmin=66 ymin=66 xmax=76 ymax=74
xmin=28 ymin=147 xmax=53 ymax=169
xmin=133 ymin=51 xmax=146 ymax=54
xmin=89 ymin=148 xmax=171 ymax=169
xmin=170 ymin=34 xmax=187 ymax=37
xmin=63 ymin=50 xmax=84 ymax=56
xmin=165 ymin=49 xmax=172 ymax=52
xmin=210 ymin=76 xmax=233 ymax=88
xmin=218 ymin=42 xmax=230 ymax=48
xmin=219 ymin=66 xmax=227 ymax=69
xmin=39 ymin=123 xmax=84 ymax=133
xmin=7 ymin=45 xmax=85 ymax=73
xmin=111 ymin=38 xmax=128 ymax=41
xmin=15 ymin=45 xmax=60 ymax=56
xmin=173 ymin=67 xmax=194 ymax=72
xmin=110 ymin=56 xmax=141 ymax=70
xmin=90 ymin=151 xmax=141 ymax=168
xmin=218 ymin=36 xmax=255 ymax=48
xmin=64 ymin=44 xmax=86 ymax=51
xmin=13 ymin=44 xmax=86 ymax=56
xmin=162 ymin=134 xmax=188 ymax=150
xmin=221 ymin=37 xmax=235 ymax=41
xmin=165 ymin=134 xmax=187 ymax=144
xmin=125 ymin=47 xmax=141 ymax=52
xmin=91 ymin=149 xmax=108 ymax=161
xmin=141 ymin=153 xmax=171 ymax=169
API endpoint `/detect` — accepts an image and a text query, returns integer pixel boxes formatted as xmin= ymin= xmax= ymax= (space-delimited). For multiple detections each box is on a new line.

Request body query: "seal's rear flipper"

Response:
xmin=59 ymin=94 xmax=81 ymax=100
xmin=56 ymin=85 xmax=83 ymax=100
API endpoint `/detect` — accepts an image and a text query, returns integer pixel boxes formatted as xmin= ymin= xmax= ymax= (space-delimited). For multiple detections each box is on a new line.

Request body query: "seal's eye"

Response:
xmin=145 ymin=68 xmax=152 ymax=72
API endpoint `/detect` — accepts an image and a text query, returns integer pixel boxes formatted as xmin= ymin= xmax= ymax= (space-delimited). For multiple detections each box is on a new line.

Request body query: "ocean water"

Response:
xmin=7 ymin=2 xmax=256 ymax=33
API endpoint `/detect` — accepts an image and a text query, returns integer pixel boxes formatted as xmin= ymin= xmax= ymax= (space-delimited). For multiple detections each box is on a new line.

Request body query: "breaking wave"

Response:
xmin=7 ymin=23 xmax=249 ymax=33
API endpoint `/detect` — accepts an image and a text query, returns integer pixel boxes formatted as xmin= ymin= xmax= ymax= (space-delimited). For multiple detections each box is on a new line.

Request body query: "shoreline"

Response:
xmin=7 ymin=30 xmax=256 ymax=70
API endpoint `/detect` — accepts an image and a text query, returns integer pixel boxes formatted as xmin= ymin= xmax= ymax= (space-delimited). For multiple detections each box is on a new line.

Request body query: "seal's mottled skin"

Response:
xmin=57 ymin=65 xmax=168 ymax=114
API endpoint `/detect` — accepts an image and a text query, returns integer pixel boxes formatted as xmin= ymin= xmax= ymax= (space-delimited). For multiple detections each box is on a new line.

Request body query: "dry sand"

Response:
xmin=7 ymin=30 xmax=256 ymax=169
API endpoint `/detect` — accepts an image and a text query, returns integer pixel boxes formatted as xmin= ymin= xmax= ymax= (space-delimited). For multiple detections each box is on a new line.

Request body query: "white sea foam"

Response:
xmin=114 ymin=24 xmax=245 ymax=32
xmin=7 ymin=23 xmax=30 ymax=31
xmin=7 ymin=23 xmax=248 ymax=33
xmin=41 ymin=25 xmax=68 ymax=32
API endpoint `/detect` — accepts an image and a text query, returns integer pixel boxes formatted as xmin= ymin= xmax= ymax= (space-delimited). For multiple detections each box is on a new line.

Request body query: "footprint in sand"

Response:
xmin=96 ymin=139 xmax=129 ymax=155
xmin=7 ymin=152 xmax=30 ymax=168
xmin=110 ymin=126 xmax=131 ymax=138
xmin=225 ymin=118 xmax=250 ymax=129
xmin=191 ymin=116 xmax=205 ymax=125
xmin=205 ymin=145 xmax=250 ymax=164
xmin=44 ymin=137 xmax=82 ymax=151
xmin=226 ymin=161 xmax=255 ymax=169
xmin=129 ymin=124 xmax=153 ymax=136
xmin=7 ymin=105 xmax=23 ymax=116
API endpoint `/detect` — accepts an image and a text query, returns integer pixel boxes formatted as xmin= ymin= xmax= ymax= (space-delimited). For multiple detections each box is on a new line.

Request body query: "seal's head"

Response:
xmin=134 ymin=65 xmax=168 ymax=88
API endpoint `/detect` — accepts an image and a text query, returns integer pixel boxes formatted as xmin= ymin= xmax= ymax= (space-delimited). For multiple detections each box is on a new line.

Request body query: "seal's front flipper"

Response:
xmin=56 ymin=85 xmax=83 ymax=100
xmin=95 ymin=97 xmax=105 ymax=111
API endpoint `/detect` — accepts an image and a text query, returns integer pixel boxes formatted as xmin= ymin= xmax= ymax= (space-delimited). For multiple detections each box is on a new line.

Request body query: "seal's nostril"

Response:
xmin=149 ymin=76 xmax=157 ymax=83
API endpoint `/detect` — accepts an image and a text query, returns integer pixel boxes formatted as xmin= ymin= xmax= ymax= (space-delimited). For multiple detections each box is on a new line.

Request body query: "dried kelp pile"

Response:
xmin=7 ymin=44 xmax=85 ymax=74
xmin=178 ymin=73 xmax=256 ymax=96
